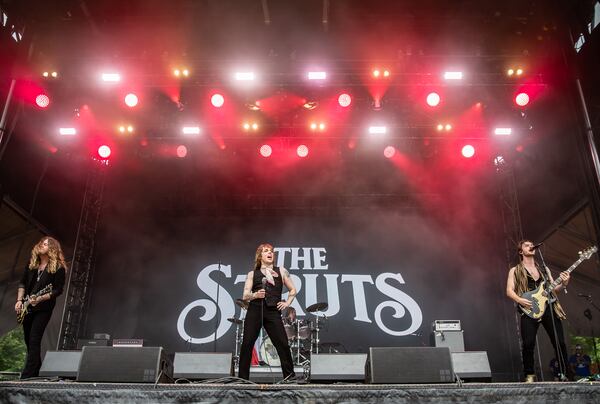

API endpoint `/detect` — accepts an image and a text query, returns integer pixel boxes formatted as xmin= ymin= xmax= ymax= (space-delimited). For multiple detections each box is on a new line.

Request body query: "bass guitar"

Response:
xmin=520 ymin=246 xmax=597 ymax=319
xmin=17 ymin=284 xmax=53 ymax=324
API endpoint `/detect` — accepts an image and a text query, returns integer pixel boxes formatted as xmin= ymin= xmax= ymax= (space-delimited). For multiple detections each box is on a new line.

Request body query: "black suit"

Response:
xmin=18 ymin=265 xmax=65 ymax=379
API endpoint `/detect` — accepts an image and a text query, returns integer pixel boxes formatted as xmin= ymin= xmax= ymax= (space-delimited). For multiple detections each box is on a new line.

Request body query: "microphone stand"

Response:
xmin=214 ymin=261 xmax=221 ymax=353
xmin=583 ymin=299 xmax=599 ymax=377
xmin=536 ymin=248 xmax=568 ymax=380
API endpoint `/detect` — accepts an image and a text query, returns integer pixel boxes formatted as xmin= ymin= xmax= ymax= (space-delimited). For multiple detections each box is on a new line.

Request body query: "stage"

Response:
xmin=1 ymin=381 xmax=599 ymax=403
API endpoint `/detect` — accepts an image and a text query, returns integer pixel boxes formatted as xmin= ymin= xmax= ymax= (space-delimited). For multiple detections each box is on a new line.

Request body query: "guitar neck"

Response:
xmin=548 ymin=258 xmax=583 ymax=289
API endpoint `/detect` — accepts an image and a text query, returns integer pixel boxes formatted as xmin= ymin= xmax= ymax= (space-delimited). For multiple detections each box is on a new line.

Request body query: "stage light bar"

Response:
xmin=182 ymin=126 xmax=201 ymax=135
xmin=101 ymin=73 xmax=121 ymax=82
xmin=59 ymin=127 xmax=76 ymax=136
xmin=443 ymin=71 xmax=463 ymax=80
xmin=307 ymin=71 xmax=327 ymax=80
xmin=235 ymin=72 xmax=255 ymax=81
xmin=368 ymin=126 xmax=387 ymax=135
xmin=494 ymin=127 xmax=512 ymax=136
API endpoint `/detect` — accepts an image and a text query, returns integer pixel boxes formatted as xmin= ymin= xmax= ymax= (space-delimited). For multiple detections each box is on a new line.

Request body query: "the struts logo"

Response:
xmin=177 ymin=247 xmax=423 ymax=344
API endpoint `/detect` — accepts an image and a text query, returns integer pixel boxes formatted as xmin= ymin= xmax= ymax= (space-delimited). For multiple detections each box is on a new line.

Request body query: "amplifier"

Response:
xmin=77 ymin=339 xmax=110 ymax=349
xmin=432 ymin=330 xmax=465 ymax=352
xmin=433 ymin=320 xmax=462 ymax=332
xmin=112 ymin=338 xmax=144 ymax=347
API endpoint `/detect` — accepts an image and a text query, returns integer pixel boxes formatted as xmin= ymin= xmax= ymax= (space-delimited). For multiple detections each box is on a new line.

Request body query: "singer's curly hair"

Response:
xmin=254 ymin=243 xmax=274 ymax=271
xmin=28 ymin=237 xmax=68 ymax=274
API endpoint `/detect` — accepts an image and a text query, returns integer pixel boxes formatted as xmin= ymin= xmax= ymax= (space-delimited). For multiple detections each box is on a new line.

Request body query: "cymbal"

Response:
xmin=235 ymin=299 xmax=248 ymax=310
xmin=227 ymin=317 xmax=243 ymax=325
xmin=306 ymin=302 xmax=328 ymax=313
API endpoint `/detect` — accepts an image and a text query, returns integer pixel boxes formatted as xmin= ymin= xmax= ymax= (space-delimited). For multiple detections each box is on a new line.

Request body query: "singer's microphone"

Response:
xmin=261 ymin=277 xmax=267 ymax=288
xmin=578 ymin=293 xmax=592 ymax=298
xmin=531 ymin=242 xmax=543 ymax=250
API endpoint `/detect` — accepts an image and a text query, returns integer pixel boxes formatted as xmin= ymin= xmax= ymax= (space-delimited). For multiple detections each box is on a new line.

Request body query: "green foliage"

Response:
xmin=0 ymin=327 xmax=26 ymax=373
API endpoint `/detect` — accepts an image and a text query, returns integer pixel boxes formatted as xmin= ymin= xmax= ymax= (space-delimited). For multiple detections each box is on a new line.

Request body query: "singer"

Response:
xmin=506 ymin=239 xmax=572 ymax=382
xmin=238 ymin=243 xmax=297 ymax=380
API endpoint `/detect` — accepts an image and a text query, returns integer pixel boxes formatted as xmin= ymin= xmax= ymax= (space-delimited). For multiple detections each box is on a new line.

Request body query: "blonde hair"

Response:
xmin=254 ymin=243 xmax=274 ymax=271
xmin=29 ymin=237 xmax=68 ymax=274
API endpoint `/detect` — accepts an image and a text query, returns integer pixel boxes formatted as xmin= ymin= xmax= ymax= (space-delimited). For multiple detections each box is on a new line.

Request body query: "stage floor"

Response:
xmin=1 ymin=381 xmax=599 ymax=403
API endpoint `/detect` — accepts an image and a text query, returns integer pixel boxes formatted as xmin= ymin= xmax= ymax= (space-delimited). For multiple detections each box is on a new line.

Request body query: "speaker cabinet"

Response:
xmin=39 ymin=351 xmax=82 ymax=378
xmin=431 ymin=330 xmax=465 ymax=352
xmin=77 ymin=346 xmax=173 ymax=383
xmin=310 ymin=353 xmax=367 ymax=381
xmin=173 ymin=352 xmax=233 ymax=380
xmin=451 ymin=351 xmax=492 ymax=381
xmin=366 ymin=347 xmax=454 ymax=384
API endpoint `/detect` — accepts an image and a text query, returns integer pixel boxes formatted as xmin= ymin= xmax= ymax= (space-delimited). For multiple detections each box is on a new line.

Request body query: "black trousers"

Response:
xmin=238 ymin=302 xmax=295 ymax=380
xmin=520 ymin=306 xmax=569 ymax=377
xmin=21 ymin=309 xmax=53 ymax=379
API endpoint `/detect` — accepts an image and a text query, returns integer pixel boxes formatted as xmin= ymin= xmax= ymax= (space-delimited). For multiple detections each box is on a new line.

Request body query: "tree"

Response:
xmin=0 ymin=327 xmax=26 ymax=373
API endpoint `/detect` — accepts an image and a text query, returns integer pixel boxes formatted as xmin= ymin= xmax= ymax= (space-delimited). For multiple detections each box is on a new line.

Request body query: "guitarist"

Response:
xmin=506 ymin=239 xmax=572 ymax=382
xmin=14 ymin=237 xmax=67 ymax=379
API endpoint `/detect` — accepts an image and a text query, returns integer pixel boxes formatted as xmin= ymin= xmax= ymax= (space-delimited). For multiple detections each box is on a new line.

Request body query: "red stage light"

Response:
xmin=176 ymin=145 xmax=187 ymax=158
xmin=338 ymin=93 xmax=352 ymax=107
xmin=461 ymin=145 xmax=475 ymax=158
xmin=515 ymin=92 xmax=530 ymax=107
xmin=98 ymin=145 xmax=111 ymax=159
xmin=124 ymin=93 xmax=139 ymax=107
xmin=297 ymin=145 xmax=309 ymax=158
xmin=384 ymin=146 xmax=396 ymax=159
xmin=426 ymin=92 xmax=440 ymax=107
xmin=260 ymin=144 xmax=272 ymax=157
xmin=35 ymin=94 xmax=50 ymax=108
xmin=211 ymin=93 xmax=225 ymax=108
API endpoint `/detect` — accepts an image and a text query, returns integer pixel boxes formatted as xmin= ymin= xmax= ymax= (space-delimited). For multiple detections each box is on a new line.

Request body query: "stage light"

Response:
xmin=443 ymin=71 xmax=463 ymax=80
xmin=445 ymin=124 xmax=452 ymax=131
xmin=516 ymin=68 xmax=523 ymax=76
xmin=515 ymin=92 xmax=530 ymax=107
xmin=437 ymin=124 xmax=444 ymax=131
xmin=211 ymin=93 xmax=225 ymax=108
xmin=462 ymin=145 xmax=475 ymax=158
xmin=101 ymin=73 xmax=121 ymax=82
xmin=243 ymin=122 xmax=251 ymax=131
xmin=173 ymin=69 xmax=181 ymax=77
xmin=51 ymin=71 xmax=58 ymax=78
xmin=307 ymin=71 xmax=327 ymax=80
xmin=494 ymin=155 xmax=505 ymax=167
xmin=384 ymin=146 xmax=396 ymax=159
xmin=235 ymin=72 xmax=255 ymax=81
xmin=252 ymin=123 xmax=259 ymax=131
xmin=383 ymin=70 xmax=390 ymax=77
xmin=35 ymin=94 xmax=50 ymax=108
xmin=318 ymin=123 xmax=326 ymax=131
xmin=260 ymin=144 xmax=272 ymax=157
xmin=494 ymin=127 xmax=512 ymax=136
xmin=98 ymin=145 xmax=111 ymax=159
xmin=369 ymin=126 xmax=387 ymax=135
xmin=42 ymin=71 xmax=49 ymax=77
xmin=118 ymin=125 xmax=134 ymax=134
xmin=124 ymin=93 xmax=138 ymax=107
xmin=426 ymin=92 xmax=440 ymax=107
xmin=242 ymin=122 xmax=259 ymax=131
xmin=297 ymin=145 xmax=309 ymax=157
xmin=310 ymin=122 xmax=318 ymax=131
xmin=372 ymin=69 xmax=380 ymax=78
xmin=303 ymin=101 xmax=319 ymax=110
xmin=182 ymin=126 xmax=201 ymax=135
xmin=182 ymin=69 xmax=189 ymax=77
xmin=507 ymin=69 xmax=515 ymax=76
xmin=59 ymin=127 xmax=76 ymax=136
xmin=338 ymin=93 xmax=352 ymax=107
xmin=176 ymin=145 xmax=188 ymax=158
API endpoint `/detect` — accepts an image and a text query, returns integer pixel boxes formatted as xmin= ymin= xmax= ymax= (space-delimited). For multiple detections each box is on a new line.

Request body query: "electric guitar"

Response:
xmin=520 ymin=246 xmax=597 ymax=319
xmin=17 ymin=284 xmax=53 ymax=324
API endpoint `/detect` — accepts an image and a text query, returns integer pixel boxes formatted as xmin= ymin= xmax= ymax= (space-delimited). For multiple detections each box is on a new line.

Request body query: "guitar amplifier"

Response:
xmin=112 ymin=338 xmax=144 ymax=347
xmin=433 ymin=320 xmax=462 ymax=332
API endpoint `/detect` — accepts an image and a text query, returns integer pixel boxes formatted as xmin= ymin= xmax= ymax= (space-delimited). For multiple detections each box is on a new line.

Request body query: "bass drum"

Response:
xmin=260 ymin=336 xmax=281 ymax=367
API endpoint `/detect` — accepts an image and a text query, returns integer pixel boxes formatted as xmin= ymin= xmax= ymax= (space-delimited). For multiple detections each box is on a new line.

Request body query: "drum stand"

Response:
xmin=233 ymin=322 xmax=243 ymax=368
xmin=311 ymin=314 xmax=326 ymax=354
xmin=294 ymin=319 xmax=310 ymax=366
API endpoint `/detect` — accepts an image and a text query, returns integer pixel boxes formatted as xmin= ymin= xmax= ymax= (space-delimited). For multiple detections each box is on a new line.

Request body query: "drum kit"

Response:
xmin=228 ymin=299 xmax=330 ymax=368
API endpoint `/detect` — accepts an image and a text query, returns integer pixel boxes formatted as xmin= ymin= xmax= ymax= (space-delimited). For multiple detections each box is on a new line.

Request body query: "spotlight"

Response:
xmin=211 ymin=93 xmax=225 ymax=108
xmin=182 ymin=126 xmax=201 ymax=135
xmin=101 ymin=73 xmax=121 ymax=82
xmin=372 ymin=69 xmax=381 ymax=78
xmin=515 ymin=92 xmax=530 ymax=107
xmin=59 ymin=128 xmax=76 ymax=136
xmin=318 ymin=123 xmax=326 ymax=131
xmin=338 ymin=93 xmax=352 ymax=107
xmin=297 ymin=145 xmax=309 ymax=157
xmin=235 ymin=72 xmax=255 ymax=81
xmin=98 ymin=145 xmax=112 ymax=159
xmin=245 ymin=102 xmax=261 ymax=111
xmin=176 ymin=145 xmax=188 ymax=158
xmin=42 ymin=71 xmax=49 ymax=77
xmin=251 ymin=123 xmax=259 ymax=131
xmin=494 ymin=127 xmax=512 ymax=136
xmin=383 ymin=70 xmax=390 ymax=77
xmin=443 ymin=71 xmax=463 ymax=80
xmin=444 ymin=124 xmax=452 ymax=131
xmin=260 ymin=144 xmax=272 ymax=158
xmin=437 ymin=124 xmax=444 ymax=131
xmin=384 ymin=146 xmax=396 ymax=159
xmin=462 ymin=145 xmax=475 ymax=158
xmin=368 ymin=126 xmax=387 ymax=135
xmin=173 ymin=69 xmax=181 ymax=77
xmin=303 ymin=101 xmax=319 ymax=110
xmin=182 ymin=69 xmax=189 ymax=77
xmin=51 ymin=71 xmax=58 ymax=78
xmin=118 ymin=125 xmax=134 ymax=134
xmin=307 ymin=71 xmax=327 ymax=80
xmin=516 ymin=68 xmax=523 ymax=76
xmin=494 ymin=155 xmax=505 ymax=167
xmin=426 ymin=92 xmax=441 ymax=107
xmin=124 ymin=93 xmax=139 ymax=107
xmin=243 ymin=122 xmax=251 ymax=131
xmin=310 ymin=123 xmax=317 ymax=130
xmin=35 ymin=94 xmax=50 ymax=108
xmin=507 ymin=69 xmax=515 ymax=76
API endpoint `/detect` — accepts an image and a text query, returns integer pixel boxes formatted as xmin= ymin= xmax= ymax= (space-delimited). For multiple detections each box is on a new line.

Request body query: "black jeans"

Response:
xmin=238 ymin=302 xmax=295 ymax=380
xmin=21 ymin=309 xmax=53 ymax=379
xmin=520 ymin=306 xmax=569 ymax=377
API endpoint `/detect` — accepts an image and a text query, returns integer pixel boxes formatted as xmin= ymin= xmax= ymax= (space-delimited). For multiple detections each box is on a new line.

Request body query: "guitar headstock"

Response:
xmin=579 ymin=246 xmax=598 ymax=260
